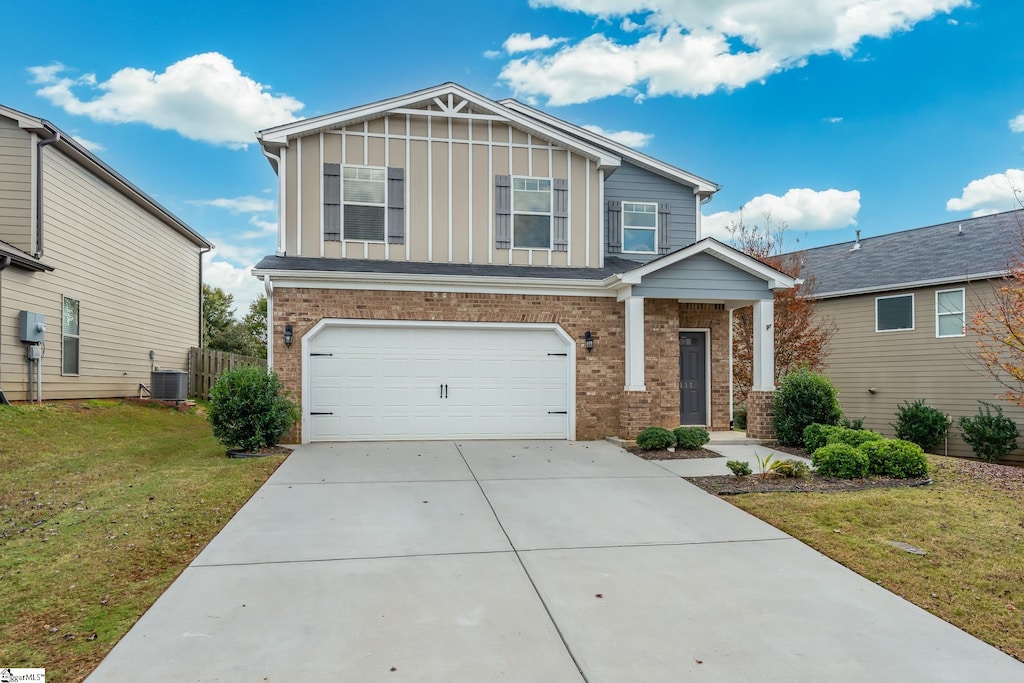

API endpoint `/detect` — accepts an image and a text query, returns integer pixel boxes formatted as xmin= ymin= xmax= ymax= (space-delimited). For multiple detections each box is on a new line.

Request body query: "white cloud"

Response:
xmin=581 ymin=124 xmax=653 ymax=148
xmin=203 ymin=252 xmax=264 ymax=315
xmin=191 ymin=195 xmax=276 ymax=213
xmin=946 ymin=169 xmax=1024 ymax=217
xmin=29 ymin=53 xmax=303 ymax=149
xmin=503 ymin=32 xmax=568 ymax=54
xmin=823 ymin=116 xmax=844 ymax=123
xmin=238 ymin=215 xmax=278 ymax=240
xmin=703 ymin=188 xmax=861 ymax=239
xmin=483 ymin=49 xmax=503 ymax=59
xmin=72 ymin=136 xmax=105 ymax=152
xmin=503 ymin=0 xmax=969 ymax=104
xmin=1010 ymin=113 xmax=1024 ymax=133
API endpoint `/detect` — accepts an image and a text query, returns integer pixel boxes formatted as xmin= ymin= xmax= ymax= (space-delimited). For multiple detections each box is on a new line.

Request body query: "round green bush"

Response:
xmin=958 ymin=402 xmax=1019 ymax=463
xmin=812 ymin=443 xmax=869 ymax=479
xmin=859 ymin=439 xmax=928 ymax=478
xmin=826 ymin=427 xmax=884 ymax=449
xmin=773 ymin=459 xmax=810 ymax=478
xmin=726 ymin=460 xmax=752 ymax=476
xmin=208 ymin=366 xmax=299 ymax=452
xmin=803 ymin=424 xmax=842 ymax=451
xmin=892 ymin=400 xmax=950 ymax=452
xmin=636 ymin=426 xmax=676 ymax=450
xmin=772 ymin=369 xmax=842 ymax=447
xmin=673 ymin=426 xmax=710 ymax=449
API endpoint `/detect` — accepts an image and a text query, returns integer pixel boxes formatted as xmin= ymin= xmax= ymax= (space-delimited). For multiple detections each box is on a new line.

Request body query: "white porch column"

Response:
xmin=624 ymin=296 xmax=646 ymax=391
xmin=752 ymin=299 xmax=775 ymax=391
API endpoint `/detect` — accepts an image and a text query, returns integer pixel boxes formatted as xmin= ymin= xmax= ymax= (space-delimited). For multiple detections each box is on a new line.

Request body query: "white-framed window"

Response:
xmin=936 ymin=288 xmax=966 ymax=338
xmin=62 ymin=295 xmax=80 ymax=375
xmin=343 ymin=166 xmax=386 ymax=241
xmin=876 ymin=293 xmax=914 ymax=332
xmin=512 ymin=176 xmax=552 ymax=249
xmin=622 ymin=201 xmax=658 ymax=253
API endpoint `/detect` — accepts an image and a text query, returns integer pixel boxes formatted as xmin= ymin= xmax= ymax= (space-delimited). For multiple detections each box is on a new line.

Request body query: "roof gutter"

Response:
xmin=34 ymin=126 xmax=61 ymax=258
xmin=811 ymin=270 xmax=1009 ymax=300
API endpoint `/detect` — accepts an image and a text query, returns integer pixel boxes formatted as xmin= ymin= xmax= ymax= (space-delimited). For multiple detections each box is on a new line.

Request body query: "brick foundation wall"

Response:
xmin=746 ymin=390 xmax=775 ymax=439
xmin=679 ymin=303 xmax=731 ymax=431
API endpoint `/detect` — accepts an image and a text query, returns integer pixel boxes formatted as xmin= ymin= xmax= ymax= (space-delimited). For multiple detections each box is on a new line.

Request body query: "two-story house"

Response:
xmin=253 ymin=83 xmax=794 ymax=443
xmin=0 ymin=104 xmax=211 ymax=403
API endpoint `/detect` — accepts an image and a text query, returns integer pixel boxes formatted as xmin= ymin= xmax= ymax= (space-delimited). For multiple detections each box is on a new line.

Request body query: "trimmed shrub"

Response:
xmin=812 ymin=443 xmax=869 ymax=479
xmin=726 ymin=460 xmax=752 ymax=476
xmin=959 ymin=402 xmax=1019 ymax=463
xmin=734 ymin=405 xmax=748 ymax=430
xmin=772 ymin=369 xmax=843 ymax=447
xmin=208 ymin=366 xmax=299 ymax=452
xmin=892 ymin=400 xmax=950 ymax=452
xmin=840 ymin=416 xmax=866 ymax=430
xmin=803 ymin=423 xmax=842 ymax=451
xmin=826 ymin=427 xmax=884 ymax=449
xmin=636 ymin=427 xmax=676 ymax=450
xmin=773 ymin=459 xmax=810 ymax=478
xmin=674 ymin=426 xmax=710 ymax=450
xmin=859 ymin=439 xmax=928 ymax=478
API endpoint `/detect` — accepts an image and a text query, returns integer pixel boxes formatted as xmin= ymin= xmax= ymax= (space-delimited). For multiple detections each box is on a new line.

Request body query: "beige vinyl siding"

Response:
xmin=816 ymin=280 xmax=1024 ymax=463
xmin=0 ymin=145 xmax=200 ymax=400
xmin=286 ymin=108 xmax=604 ymax=269
xmin=0 ymin=116 xmax=32 ymax=252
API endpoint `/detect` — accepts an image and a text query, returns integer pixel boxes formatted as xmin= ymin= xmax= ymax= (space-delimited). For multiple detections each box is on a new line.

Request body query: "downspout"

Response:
xmin=0 ymin=254 xmax=10 ymax=405
xmin=34 ymin=127 xmax=61 ymax=258
xmin=259 ymin=144 xmax=285 ymax=256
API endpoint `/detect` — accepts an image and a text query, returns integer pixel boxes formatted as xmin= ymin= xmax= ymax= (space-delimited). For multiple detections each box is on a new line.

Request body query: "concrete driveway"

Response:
xmin=87 ymin=441 xmax=1024 ymax=682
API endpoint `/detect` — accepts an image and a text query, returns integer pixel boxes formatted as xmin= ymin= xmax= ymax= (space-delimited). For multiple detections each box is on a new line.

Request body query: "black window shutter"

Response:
xmin=495 ymin=175 xmax=511 ymax=249
xmin=607 ymin=200 xmax=622 ymax=253
xmin=658 ymin=202 xmax=672 ymax=254
xmin=324 ymin=163 xmax=341 ymax=241
xmin=387 ymin=167 xmax=404 ymax=244
xmin=552 ymin=178 xmax=568 ymax=252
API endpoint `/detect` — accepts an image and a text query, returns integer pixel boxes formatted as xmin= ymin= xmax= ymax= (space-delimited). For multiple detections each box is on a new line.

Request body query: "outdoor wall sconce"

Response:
xmin=284 ymin=324 xmax=294 ymax=348
xmin=584 ymin=330 xmax=594 ymax=352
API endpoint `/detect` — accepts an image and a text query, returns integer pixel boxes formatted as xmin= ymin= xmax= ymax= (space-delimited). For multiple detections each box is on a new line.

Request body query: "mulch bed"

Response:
xmin=686 ymin=473 xmax=933 ymax=495
xmin=943 ymin=457 xmax=1024 ymax=496
xmin=626 ymin=445 xmax=722 ymax=460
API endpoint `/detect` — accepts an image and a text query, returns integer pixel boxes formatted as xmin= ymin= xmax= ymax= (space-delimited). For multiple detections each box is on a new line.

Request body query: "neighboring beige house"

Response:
xmin=0 ymin=104 xmax=212 ymax=403
xmin=252 ymin=82 xmax=795 ymax=443
xmin=801 ymin=209 xmax=1024 ymax=462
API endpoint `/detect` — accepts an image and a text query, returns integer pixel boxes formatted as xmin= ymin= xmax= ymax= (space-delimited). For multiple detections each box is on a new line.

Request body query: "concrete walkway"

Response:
xmin=87 ymin=441 xmax=1024 ymax=682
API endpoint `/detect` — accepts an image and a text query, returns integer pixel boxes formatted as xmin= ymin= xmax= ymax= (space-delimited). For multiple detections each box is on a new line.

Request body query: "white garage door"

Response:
xmin=306 ymin=323 xmax=570 ymax=441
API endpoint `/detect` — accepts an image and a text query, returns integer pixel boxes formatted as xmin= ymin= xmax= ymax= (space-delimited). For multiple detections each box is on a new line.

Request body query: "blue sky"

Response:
xmin=2 ymin=1 xmax=1022 ymax=313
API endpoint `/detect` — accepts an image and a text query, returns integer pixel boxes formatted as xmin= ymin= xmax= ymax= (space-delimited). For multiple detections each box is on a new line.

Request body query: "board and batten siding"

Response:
xmin=604 ymin=161 xmax=697 ymax=263
xmin=816 ymin=280 xmax=1024 ymax=463
xmin=0 ymin=116 xmax=32 ymax=252
xmin=632 ymin=252 xmax=772 ymax=301
xmin=279 ymin=113 xmax=602 ymax=268
xmin=0 ymin=145 xmax=201 ymax=401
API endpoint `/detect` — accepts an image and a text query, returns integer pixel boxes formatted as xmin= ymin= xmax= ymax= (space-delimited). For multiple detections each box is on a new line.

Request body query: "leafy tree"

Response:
xmin=202 ymin=284 xmax=236 ymax=344
xmin=242 ymin=295 xmax=268 ymax=358
xmin=202 ymin=285 xmax=265 ymax=357
xmin=729 ymin=212 xmax=836 ymax=401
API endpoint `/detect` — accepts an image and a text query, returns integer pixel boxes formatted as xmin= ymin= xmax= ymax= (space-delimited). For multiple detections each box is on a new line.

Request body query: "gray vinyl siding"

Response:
xmin=0 ymin=145 xmax=201 ymax=401
xmin=816 ymin=280 xmax=1024 ymax=463
xmin=604 ymin=161 xmax=696 ymax=263
xmin=632 ymin=252 xmax=772 ymax=300
xmin=0 ymin=116 xmax=32 ymax=252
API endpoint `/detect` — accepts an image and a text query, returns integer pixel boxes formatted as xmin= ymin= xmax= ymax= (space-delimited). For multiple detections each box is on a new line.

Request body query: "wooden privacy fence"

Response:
xmin=188 ymin=347 xmax=267 ymax=400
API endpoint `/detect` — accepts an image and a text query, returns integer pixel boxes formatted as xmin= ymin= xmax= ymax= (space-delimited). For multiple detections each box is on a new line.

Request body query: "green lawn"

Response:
xmin=0 ymin=400 xmax=285 ymax=682
xmin=729 ymin=455 xmax=1024 ymax=662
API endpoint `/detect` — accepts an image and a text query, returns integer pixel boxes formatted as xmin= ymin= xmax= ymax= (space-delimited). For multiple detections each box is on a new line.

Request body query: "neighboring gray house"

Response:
xmin=800 ymin=209 xmax=1024 ymax=462
xmin=0 ymin=104 xmax=212 ymax=403
xmin=250 ymin=82 xmax=795 ymax=444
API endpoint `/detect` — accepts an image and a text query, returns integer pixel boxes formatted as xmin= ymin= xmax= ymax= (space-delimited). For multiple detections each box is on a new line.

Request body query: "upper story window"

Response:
xmin=62 ymin=296 xmax=80 ymax=375
xmin=622 ymin=202 xmax=658 ymax=253
xmin=936 ymin=288 xmax=966 ymax=337
xmin=876 ymin=293 xmax=914 ymax=332
xmin=512 ymin=177 xmax=552 ymax=249
xmin=343 ymin=166 xmax=386 ymax=241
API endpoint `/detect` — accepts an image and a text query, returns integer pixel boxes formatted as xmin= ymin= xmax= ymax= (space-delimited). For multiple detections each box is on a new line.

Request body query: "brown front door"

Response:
xmin=679 ymin=332 xmax=707 ymax=425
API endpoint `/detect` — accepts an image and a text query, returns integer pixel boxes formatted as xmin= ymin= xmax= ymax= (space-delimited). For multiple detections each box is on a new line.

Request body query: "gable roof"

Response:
xmin=498 ymin=98 xmax=719 ymax=196
xmin=615 ymin=237 xmax=797 ymax=290
xmin=257 ymin=82 xmax=620 ymax=169
xmin=798 ymin=209 xmax=1024 ymax=298
xmin=0 ymin=104 xmax=212 ymax=250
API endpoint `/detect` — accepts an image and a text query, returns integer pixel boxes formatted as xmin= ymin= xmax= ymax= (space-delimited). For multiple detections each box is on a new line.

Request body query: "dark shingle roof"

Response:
xmin=0 ymin=239 xmax=53 ymax=272
xmin=253 ymin=255 xmax=644 ymax=280
xmin=797 ymin=210 xmax=1024 ymax=298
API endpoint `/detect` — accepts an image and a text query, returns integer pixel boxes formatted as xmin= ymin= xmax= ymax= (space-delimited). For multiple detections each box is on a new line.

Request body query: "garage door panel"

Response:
xmin=307 ymin=324 xmax=569 ymax=441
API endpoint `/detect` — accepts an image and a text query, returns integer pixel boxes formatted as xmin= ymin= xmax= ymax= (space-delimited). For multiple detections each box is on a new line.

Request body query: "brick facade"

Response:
xmin=746 ymin=390 xmax=776 ymax=439
xmin=272 ymin=287 xmax=734 ymax=442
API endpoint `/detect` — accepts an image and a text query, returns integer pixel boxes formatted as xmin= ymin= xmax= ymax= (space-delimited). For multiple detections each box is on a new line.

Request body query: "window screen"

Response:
xmin=62 ymin=296 xmax=80 ymax=375
xmin=936 ymin=289 xmax=965 ymax=337
xmin=512 ymin=177 xmax=551 ymax=248
xmin=623 ymin=202 xmax=657 ymax=253
xmin=876 ymin=294 xmax=914 ymax=332
xmin=342 ymin=166 xmax=386 ymax=241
